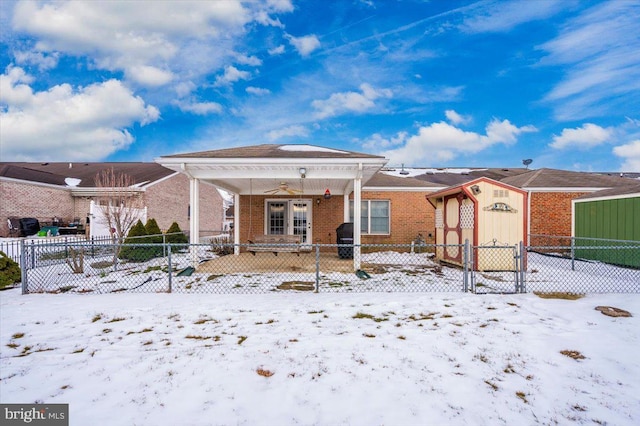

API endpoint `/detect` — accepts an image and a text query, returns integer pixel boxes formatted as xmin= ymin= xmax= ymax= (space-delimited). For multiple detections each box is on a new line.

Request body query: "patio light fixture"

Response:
xmin=299 ymin=167 xmax=306 ymax=178
xmin=324 ymin=189 xmax=331 ymax=200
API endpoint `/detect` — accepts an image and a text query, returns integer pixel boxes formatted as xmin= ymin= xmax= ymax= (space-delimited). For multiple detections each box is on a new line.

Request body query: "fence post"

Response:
xmin=30 ymin=244 xmax=35 ymax=270
xmin=571 ymin=237 xmax=575 ymax=271
xmin=463 ymin=239 xmax=469 ymax=292
xmin=162 ymin=233 xmax=167 ymax=259
xmin=519 ymin=241 xmax=526 ymax=293
xmin=315 ymin=243 xmax=320 ymax=293
xmin=20 ymin=240 xmax=27 ymax=295
xmin=167 ymin=244 xmax=172 ymax=293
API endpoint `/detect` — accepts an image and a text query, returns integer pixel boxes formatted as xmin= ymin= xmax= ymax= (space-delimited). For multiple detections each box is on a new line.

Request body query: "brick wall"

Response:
xmin=529 ymin=191 xmax=589 ymax=238
xmin=353 ymin=191 xmax=436 ymax=245
xmin=144 ymin=174 xmax=225 ymax=234
xmin=237 ymin=190 xmax=436 ymax=248
xmin=0 ymin=180 xmax=74 ymax=236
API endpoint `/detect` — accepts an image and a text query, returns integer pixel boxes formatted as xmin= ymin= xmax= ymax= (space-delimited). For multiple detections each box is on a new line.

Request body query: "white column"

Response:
xmin=353 ymin=166 xmax=362 ymax=270
xmin=234 ymin=192 xmax=240 ymax=255
xmin=189 ymin=177 xmax=200 ymax=266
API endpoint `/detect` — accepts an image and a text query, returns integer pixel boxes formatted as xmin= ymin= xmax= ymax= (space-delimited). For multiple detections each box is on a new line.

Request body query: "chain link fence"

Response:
xmin=15 ymin=237 xmax=640 ymax=295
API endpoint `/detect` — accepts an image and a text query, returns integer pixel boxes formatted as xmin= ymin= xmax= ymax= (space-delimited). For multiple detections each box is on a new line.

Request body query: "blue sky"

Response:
xmin=1 ymin=0 xmax=639 ymax=171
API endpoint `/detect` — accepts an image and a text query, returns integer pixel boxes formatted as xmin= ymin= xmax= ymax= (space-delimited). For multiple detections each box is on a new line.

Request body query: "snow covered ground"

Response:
xmin=1 ymin=289 xmax=639 ymax=425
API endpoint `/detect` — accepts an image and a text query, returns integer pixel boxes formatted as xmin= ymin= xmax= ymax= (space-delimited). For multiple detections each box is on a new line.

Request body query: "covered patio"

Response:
xmin=156 ymin=144 xmax=389 ymax=270
xmin=197 ymin=251 xmax=354 ymax=274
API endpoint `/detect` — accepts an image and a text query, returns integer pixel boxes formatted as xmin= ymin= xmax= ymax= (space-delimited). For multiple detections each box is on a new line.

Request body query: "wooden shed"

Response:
xmin=572 ymin=183 xmax=640 ymax=268
xmin=427 ymin=178 xmax=528 ymax=271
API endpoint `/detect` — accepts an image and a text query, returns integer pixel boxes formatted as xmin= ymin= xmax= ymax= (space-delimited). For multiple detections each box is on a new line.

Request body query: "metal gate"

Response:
xmin=467 ymin=241 xmax=525 ymax=294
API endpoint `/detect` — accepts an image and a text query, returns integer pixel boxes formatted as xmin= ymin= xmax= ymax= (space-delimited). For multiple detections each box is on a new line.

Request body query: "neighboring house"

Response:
xmin=0 ymin=162 xmax=225 ymax=238
xmin=571 ymin=184 xmax=640 ymax=267
xmin=500 ymin=168 xmax=639 ymax=244
xmin=572 ymin=183 xmax=640 ymax=241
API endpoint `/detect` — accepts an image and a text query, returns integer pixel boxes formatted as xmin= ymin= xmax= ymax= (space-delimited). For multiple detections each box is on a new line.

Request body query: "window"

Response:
xmin=349 ymin=200 xmax=390 ymax=234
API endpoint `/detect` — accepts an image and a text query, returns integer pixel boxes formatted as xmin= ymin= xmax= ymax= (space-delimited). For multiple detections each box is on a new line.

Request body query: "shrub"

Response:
xmin=165 ymin=222 xmax=188 ymax=245
xmin=144 ymin=218 xmax=163 ymax=244
xmin=0 ymin=251 xmax=21 ymax=289
xmin=144 ymin=218 xmax=164 ymax=257
xmin=119 ymin=220 xmax=154 ymax=261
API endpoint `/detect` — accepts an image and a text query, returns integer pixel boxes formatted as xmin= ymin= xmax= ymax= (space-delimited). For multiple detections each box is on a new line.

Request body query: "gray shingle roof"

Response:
xmin=0 ymin=163 xmax=175 ymax=188
xmin=366 ymin=172 xmax=442 ymax=188
xmin=500 ymin=168 xmax=638 ymax=188
xmin=411 ymin=168 xmax=530 ymax=186
xmin=161 ymin=144 xmax=385 ymax=159
xmin=575 ymin=183 xmax=640 ymax=200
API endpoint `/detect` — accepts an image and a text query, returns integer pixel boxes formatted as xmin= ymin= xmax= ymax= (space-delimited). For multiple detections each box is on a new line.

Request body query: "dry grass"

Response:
xmin=256 ymin=368 xmax=274 ymax=377
xmin=534 ymin=292 xmax=584 ymax=300
xmin=595 ymin=306 xmax=632 ymax=317
xmin=560 ymin=350 xmax=586 ymax=360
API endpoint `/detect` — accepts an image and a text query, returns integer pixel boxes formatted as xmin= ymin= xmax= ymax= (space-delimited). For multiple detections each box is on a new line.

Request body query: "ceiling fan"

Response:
xmin=263 ymin=182 xmax=303 ymax=195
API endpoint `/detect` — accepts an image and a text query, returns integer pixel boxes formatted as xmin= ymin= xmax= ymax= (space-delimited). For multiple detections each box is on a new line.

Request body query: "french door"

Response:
xmin=266 ymin=200 xmax=312 ymax=245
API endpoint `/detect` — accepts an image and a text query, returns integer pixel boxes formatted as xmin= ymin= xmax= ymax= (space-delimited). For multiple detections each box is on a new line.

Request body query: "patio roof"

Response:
xmin=156 ymin=144 xmax=388 ymax=195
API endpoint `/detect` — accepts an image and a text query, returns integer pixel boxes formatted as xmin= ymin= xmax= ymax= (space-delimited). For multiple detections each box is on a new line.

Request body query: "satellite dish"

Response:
xmin=65 ymin=177 xmax=82 ymax=187
xmin=522 ymin=159 xmax=533 ymax=169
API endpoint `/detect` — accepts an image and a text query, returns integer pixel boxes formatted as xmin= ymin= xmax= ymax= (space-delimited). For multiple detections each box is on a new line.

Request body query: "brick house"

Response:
xmin=157 ymin=144 xmax=445 ymax=268
xmin=0 ymin=162 xmax=225 ymax=238
xmin=500 ymin=168 xmax=638 ymax=244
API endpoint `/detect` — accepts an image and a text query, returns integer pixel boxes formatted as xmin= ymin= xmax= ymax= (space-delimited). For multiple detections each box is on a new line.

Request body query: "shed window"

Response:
xmin=349 ymin=200 xmax=390 ymax=235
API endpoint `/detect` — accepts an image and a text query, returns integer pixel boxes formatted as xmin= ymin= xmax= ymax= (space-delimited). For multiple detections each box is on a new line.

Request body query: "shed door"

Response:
xmin=443 ymin=194 xmax=462 ymax=263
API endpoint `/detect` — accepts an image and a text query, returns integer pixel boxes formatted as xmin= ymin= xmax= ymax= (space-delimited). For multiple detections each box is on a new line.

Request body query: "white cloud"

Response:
xmin=378 ymin=118 xmax=537 ymax=166
xmin=445 ymin=109 xmax=470 ymax=125
xmin=460 ymin=0 xmax=565 ymax=33
xmin=613 ymin=140 xmax=640 ymax=171
xmin=0 ymin=67 xmax=159 ymax=161
xmin=126 ymin=65 xmax=174 ymax=87
xmin=9 ymin=1 xmax=291 ymax=86
xmin=266 ymin=125 xmax=309 ymax=141
xmin=286 ymin=34 xmax=321 ymax=57
xmin=214 ymin=66 xmax=251 ymax=86
xmin=268 ymin=45 xmax=286 ymax=55
xmin=550 ymin=123 xmax=612 ymax=150
xmin=539 ymin=2 xmax=640 ymax=120
xmin=0 ymin=66 xmax=34 ymax=106
xmin=175 ymin=100 xmax=223 ymax=115
xmin=13 ymin=50 xmax=59 ymax=71
xmin=246 ymin=86 xmax=271 ymax=96
xmin=235 ymin=54 xmax=262 ymax=67
xmin=362 ymin=132 xmax=408 ymax=151
xmin=312 ymin=83 xmax=392 ymax=119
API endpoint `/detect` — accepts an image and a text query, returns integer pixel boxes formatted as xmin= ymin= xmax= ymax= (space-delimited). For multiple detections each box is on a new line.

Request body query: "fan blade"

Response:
xmin=264 ymin=189 xmax=279 ymax=194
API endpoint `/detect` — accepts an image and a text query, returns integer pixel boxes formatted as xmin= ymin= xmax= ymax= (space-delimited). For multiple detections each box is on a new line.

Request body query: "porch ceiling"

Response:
xmin=157 ymin=158 xmax=388 ymax=195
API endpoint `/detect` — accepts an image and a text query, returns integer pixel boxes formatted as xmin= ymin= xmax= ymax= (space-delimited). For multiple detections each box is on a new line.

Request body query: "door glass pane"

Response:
xmin=292 ymin=202 xmax=308 ymax=243
xmin=268 ymin=202 xmax=286 ymax=235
